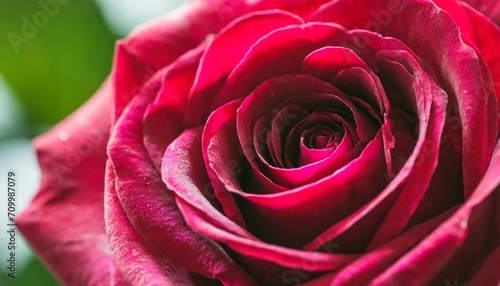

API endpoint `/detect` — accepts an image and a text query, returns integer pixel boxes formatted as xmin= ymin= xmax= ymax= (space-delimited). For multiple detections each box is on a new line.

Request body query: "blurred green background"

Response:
xmin=0 ymin=0 xmax=184 ymax=284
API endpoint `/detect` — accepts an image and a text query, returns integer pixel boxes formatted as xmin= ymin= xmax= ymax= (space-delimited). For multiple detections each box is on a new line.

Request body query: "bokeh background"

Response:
xmin=0 ymin=1 xmax=185 ymax=284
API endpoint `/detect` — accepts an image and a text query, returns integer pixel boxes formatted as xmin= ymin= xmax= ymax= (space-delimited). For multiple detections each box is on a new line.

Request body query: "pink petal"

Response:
xmin=268 ymin=105 xmax=310 ymax=168
xmin=302 ymin=46 xmax=386 ymax=111
xmin=161 ymin=123 xmax=361 ymax=283
xmin=304 ymin=63 xmax=443 ymax=251
xmin=163 ymin=127 xmax=255 ymax=240
xmin=197 ymin=0 xmax=332 ymax=20
xmin=433 ymin=0 xmax=476 ymax=37
xmin=244 ymin=133 xmax=386 ymax=248
xmin=105 ymin=163 xmax=194 ymax=286
xmin=214 ymin=22 xmax=350 ymax=108
xmin=237 ymin=74 xmax=381 ymax=189
xmin=143 ymin=46 xmax=204 ymax=169
xmin=237 ymin=75 xmax=336 ymax=189
xmin=108 ymin=63 xmax=256 ymax=285
xmin=460 ymin=0 xmax=500 ymax=24
xmin=184 ymin=10 xmax=303 ymax=127
xmin=310 ymin=0 xmax=498 ymax=200
xmin=367 ymin=49 xmax=448 ymax=250
xmin=112 ymin=0 xmax=262 ymax=120
xmin=176 ymin=196 xmax=358 ymax=271
xmin=461 ymin=3 xmax=500 ymax=113
xmin=407 ymin=131 xmax=464 ymax=226
xmin=304 ymin=206 xmax=458 ymax=285
xmin=17 ymin=80 xmax=113 ymax=285
xmin=202 ymin=99 xmax=249 ymax=228
xmin=298 ymin=127 xmax=345 ymax=165
xmin=282 ymin=110 xmax=359 ymax=170
xmin=370 ymin=139 xmax=500 ymax=285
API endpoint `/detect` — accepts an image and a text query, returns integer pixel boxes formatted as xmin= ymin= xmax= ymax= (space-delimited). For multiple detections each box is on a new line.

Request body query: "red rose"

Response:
xmin=19 ymin=0 xmax=500 ymax=285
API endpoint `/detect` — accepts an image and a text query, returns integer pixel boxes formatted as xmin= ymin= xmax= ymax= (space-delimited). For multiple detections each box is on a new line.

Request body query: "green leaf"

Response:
xmin=0 ymin=0 xmax=117 ymax=125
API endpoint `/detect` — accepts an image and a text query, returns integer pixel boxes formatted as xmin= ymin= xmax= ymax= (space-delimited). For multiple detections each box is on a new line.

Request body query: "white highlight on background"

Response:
xmin=0 ymin=75 xmax=41 ymax=276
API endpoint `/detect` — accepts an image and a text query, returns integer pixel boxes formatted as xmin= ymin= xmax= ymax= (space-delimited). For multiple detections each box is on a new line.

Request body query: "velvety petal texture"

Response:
xmin=17 ymin=80 xmax=114 ymax=285
xmin=461 ymin=0 xmax=500 ymax=24
xmin=19 ymin=0 xmax=500 ymax=285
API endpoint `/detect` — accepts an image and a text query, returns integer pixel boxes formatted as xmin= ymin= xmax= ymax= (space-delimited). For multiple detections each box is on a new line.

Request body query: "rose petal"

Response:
xmin=468 ymin=246 xmax=500 ymax=286
xmin=460 ymin=0 xmax=500 ymax=24
xmin=161 ymin=123 xmax=362 ymax=282
xmin=200 ymin=99 xmax=249 ymax=228
xmin=304 ymin=52 xmax=445 ymax=251
xmin=367 ymin=49 xmax=448 ymax=250
xmin=108 ymin=63 xmax=256 ymax=285
xmin=237 ymin=75 xmax=336 ymax=189
xmin=113 ymin=0 xmax=267 ymax=120
xmin=198 ymin=0 xmax=333 ymax=20
xmin=239 ymin=130 xmax=386 ymax=248
xmin=163 ymin=127 xmax=256 ymax=240
xmin=184 ymin=10 xmax=304 ymax=127
xmin=214 ymin=22 xmax=350 ymax=108
xmin=105 ymin=162 xmax=194 ymax=286
xmin=433 ymin=0 xmax=476 ymax=36
xmin=175 ymin=196 xmax=359 ymax=271
xmin=143 ymin=46 xmax=204 ymax=169
xmin=303 ymin=206 xmax=459 ymax=285
xmin=310 ymin=0 xmax=498 ymax=199
xmin=407 ymin=131 xmax=464 ymax=226
xmin=370 ymin=139 xmax=500 ymax=285
xmin=299 ymin=126 xmax=345 ymax=165
xmin=461 ymin=3 xmax=500 ymax=111
xmin=302 ymin=46 xmax=385 ymax=110
xmin=433 ymin=0 xmax=500 ymax=91
xmin=17 ymin=80 xmax=113 ymax=285
xmin=238 ymin=74 xmax=380 ymax=189
xmin=287 ymin=113 xmax=353 ymax=167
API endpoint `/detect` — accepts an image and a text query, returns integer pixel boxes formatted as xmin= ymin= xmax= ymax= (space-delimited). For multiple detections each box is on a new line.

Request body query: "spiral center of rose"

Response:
xmin=240 ymin=83 xmax=380 ymax=172
xmin=284 ymin=112 xmax=353 ymax=167
xmin=303 ymin=127 xmax=339 ymax=150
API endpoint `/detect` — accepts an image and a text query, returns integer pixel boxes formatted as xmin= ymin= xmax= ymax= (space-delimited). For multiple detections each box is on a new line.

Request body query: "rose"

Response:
xmin=18 ymin=0 xmax=500 ymax=285
xmin=17 ymin=0 xmax=500 ymax=285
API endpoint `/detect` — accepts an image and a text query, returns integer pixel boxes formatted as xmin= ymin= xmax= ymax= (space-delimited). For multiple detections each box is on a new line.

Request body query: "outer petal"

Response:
xmin=372 ymin=139 xmax=500 ymax=285
xmin=113 ymin=0 xmax=332 ymax=121
xmin=108 ymin=60 xmax=257 ymax=285
xmin=460 ymin=0 xmax=500 ymax=24
xmin=460 ymin=3 xmax=500 ymax=111
xmin=434 ymin=0 xmax=500 ymax=117
xmin=113 ymin=0 xmax=253 ymax=120
xmin=302 ymin=206 xmax=458 ymax=285
xmin=105 ymin=162 xmax=195 ymax=286
xmin=17 ymin=80 xmax=113 ymax=285
xmin=198 ymin=0 xmax=332 ymax=20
